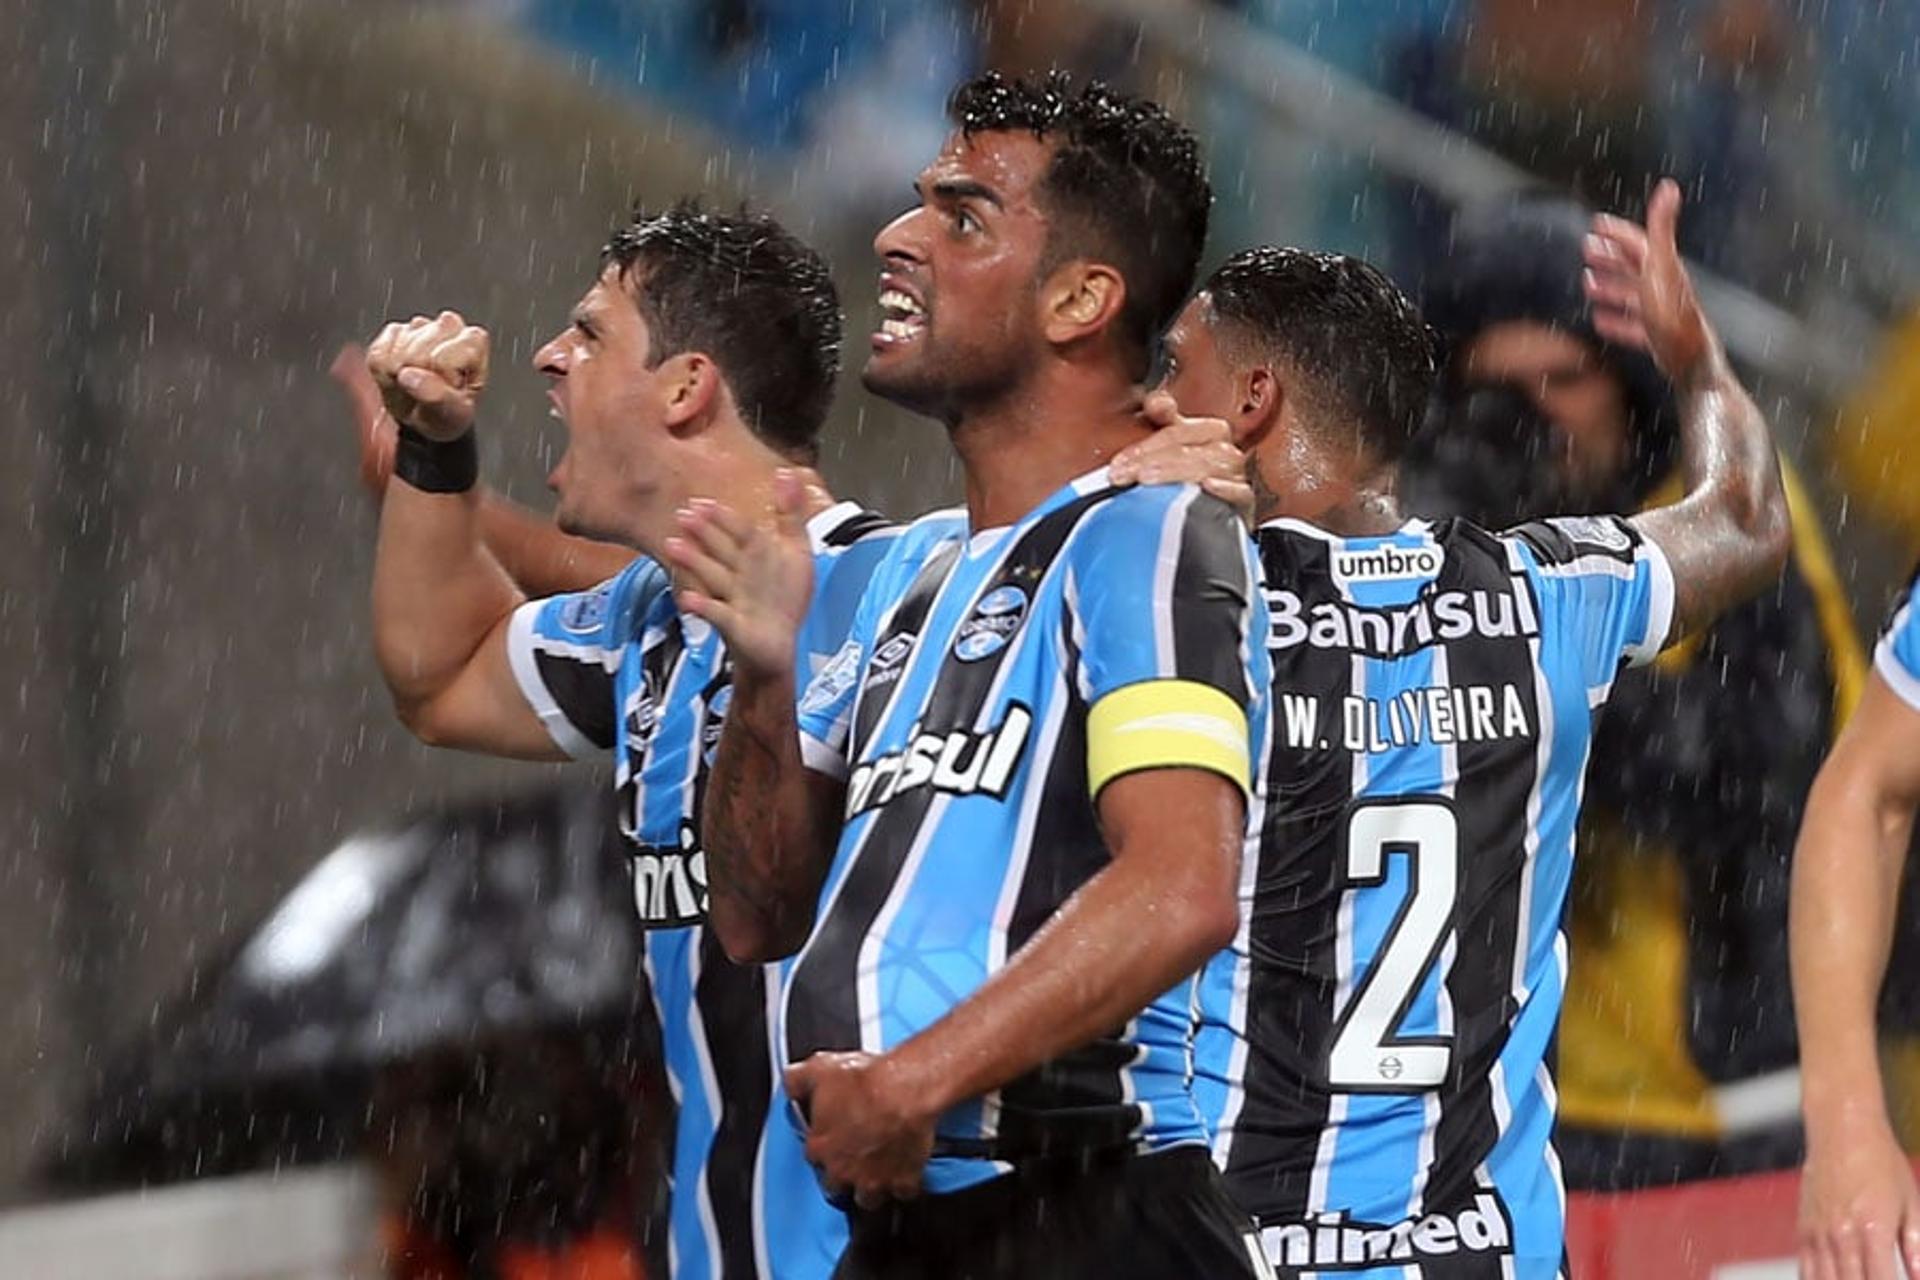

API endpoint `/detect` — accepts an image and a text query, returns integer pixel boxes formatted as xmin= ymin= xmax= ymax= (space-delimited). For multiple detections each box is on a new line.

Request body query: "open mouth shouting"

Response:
xmin=873 ymin=278 xmax=927 ymax=348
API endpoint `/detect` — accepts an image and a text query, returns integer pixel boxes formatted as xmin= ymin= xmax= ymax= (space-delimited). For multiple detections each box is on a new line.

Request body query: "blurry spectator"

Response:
xmin=508 ymin=1 xmax=1190 ymax=222
xmin=1227 ymin=0 xmax=1867 ymax=308
xmin=511 ymin=0 xmax=970 ymax=213
xmin=1411 ymin=196 xmax=1868 ymax=1189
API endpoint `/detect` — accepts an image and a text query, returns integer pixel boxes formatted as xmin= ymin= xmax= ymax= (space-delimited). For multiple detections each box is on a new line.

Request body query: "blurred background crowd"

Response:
xmin=6 ymin=0 xmax=1920 ymax=1273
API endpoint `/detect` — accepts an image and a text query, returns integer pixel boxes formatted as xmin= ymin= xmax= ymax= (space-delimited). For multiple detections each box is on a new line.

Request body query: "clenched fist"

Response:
xmin=366 ymin=310 xmax=491 ymax=441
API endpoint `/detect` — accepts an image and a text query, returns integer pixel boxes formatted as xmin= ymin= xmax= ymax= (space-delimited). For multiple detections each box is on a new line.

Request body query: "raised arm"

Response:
xmin=366 ymin=312 xmax=561 ymax=759
xmin=332 ymin=343 xmax=633 ymax=594
xmin=1583 ymin=179 xmax=1791 ymax=641
xmin=1794 ymin=669 xmax=1920 ymax=1280
xmin=667 ymin=472 xmax=846 ymax=961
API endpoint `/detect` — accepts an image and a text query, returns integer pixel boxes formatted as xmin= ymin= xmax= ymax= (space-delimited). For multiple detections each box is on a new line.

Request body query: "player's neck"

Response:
xmin=949 ymin=370 xmax=1147 ymax=530
xmin=1259 ymin=451 xmax=1404 ymax=537
xmin=634 ymin=434 xmax=808 ymax=561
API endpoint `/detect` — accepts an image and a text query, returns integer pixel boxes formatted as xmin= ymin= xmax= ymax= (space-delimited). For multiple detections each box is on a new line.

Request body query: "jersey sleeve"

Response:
xmin=505 ymin=556 xmax=665 ymax=759
xmin=1067 ymin=487 xmax=1265 ymax=800
xmin=796 ymin=509 xmax=898 ymax=679
xmin=795 ymin=633 xmax=865 ymax=779
xmin=1508 ymin=515 xmax=1675 ymax=693
xmin=1874 ymin=569 xmax=1920 ymax=711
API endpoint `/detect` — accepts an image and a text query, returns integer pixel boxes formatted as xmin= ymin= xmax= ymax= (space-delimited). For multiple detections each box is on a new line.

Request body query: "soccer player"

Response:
xmin=363 ymin=200 xmax=1247 ymax=1280
xmin=674 ymin=73 xmax=1274 ymax=1279
xmin=1793 ymin=583 xmax=1920 ymax=1278
xmin=1156 ymin=182 xmax=1790 ymax=1276
xmin=367 ymin=204 xmax=869 ymax=1280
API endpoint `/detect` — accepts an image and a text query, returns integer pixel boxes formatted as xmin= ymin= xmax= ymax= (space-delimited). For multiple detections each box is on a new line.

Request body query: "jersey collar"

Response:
xmin=1255 ymin=514 xmax=1433 ymax=542
xmin=806 ymin=499 xmax=871 ymax=553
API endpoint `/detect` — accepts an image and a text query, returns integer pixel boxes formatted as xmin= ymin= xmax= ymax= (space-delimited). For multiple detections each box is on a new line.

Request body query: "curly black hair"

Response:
xmin=1203 ymin=246 xmax=1436 ymax=464
xmin=603 ymin=200 xmax=841 ymax=461
xmin=947 ymin=71 xmax=1211 ymax=377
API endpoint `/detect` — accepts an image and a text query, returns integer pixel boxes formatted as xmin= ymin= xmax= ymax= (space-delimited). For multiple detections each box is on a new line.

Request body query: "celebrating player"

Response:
xmin=366 ymin=203 xmax=871 ymax=1280
xmin=362 ymin=199 xmax=1247 ymax=1280
xmin=1792 ymin=582 xmax=1920 ymax=1278
xmin=677 ymin=73 xmax=1274 ymax=1278
xmin=1155 ymin=181 xmax=1790 ymax=1275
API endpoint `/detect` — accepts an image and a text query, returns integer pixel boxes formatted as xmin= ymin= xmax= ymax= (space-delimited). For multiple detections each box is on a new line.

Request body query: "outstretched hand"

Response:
xmin=329 ymin=343 xmax=398 ymax=500
xmin=1112 ymin=390 xmax=1254 ymax=521
xmin=663 ymin=468 xmax=816 ymax=681
xmin=1584 ymin=179 xmax=1716 ymax=382
xmin=365 ymin=310 xmax=491 ymax=441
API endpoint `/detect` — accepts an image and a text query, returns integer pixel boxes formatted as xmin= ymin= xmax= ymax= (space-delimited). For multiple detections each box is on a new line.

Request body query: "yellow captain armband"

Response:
xmin=1087 ymin=679 xmax=1251 ymax=799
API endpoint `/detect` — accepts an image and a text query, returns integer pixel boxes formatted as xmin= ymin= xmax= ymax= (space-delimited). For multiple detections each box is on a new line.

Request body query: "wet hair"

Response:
xmin=603 ymin=200 xmax=841 ymax=461
xmin=1203 ymin=246 xmax=1437 ymax=464
xmin=947 ymin=70 xmax=1211 ymax=376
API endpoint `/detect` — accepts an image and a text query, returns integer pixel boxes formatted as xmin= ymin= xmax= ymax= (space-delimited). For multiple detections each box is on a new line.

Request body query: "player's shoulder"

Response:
xmin=530 ymin=554 xmax=663 ymax=650
xmin=886 ymin=505 xmax=966 ymax=559
xmin=808 ymin=501 xmax=900 ymax=556
xmin=859 ymin=506 xmax=967 ymax=592
xmin=1075 ymin=480 xmax=1246 ymax=552
xmin=1501 ymin=514 xmax=1647 ymax=572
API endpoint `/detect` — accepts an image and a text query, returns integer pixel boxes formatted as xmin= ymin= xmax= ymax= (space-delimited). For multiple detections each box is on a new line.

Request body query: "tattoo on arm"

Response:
xmin=1632 ymin=346 xmax=1789 ymax=641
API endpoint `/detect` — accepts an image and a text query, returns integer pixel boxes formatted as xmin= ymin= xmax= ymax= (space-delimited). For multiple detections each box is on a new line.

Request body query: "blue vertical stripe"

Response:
xmin=647 ymin=927 xmax=719 ymax=1279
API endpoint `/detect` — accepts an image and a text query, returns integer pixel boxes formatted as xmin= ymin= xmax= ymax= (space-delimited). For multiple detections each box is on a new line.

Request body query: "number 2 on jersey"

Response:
xmin=1327 ymin=800 xmax=1457 ymax=1092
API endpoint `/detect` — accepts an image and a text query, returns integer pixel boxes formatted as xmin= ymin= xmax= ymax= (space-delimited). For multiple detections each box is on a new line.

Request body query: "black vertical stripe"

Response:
xmin=692 ymin=928 xmax=774 ymax=1280
xmin=1225 ymin=531 xmax=1353 ymax=1224
xmin=1423 ymin=527 xmax=1542 ymax=1222
xmin=991 ymin=686 xmax=1135 ymax=1157
xmin=785 ymin=493 xmax=1110 ymax=1070
xmin=847 ymin=541 xmax=962 ymax=759
xmin=1169 ymin=494 xmax=1260 ymax=705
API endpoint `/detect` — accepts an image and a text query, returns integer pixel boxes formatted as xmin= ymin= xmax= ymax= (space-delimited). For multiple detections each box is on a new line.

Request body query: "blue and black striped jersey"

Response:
xmin=1877 ymin=567 xmax=1920 ymax=711
xmin=1196 ymin=514 xmax=1673 ymax=1279
xmin=791 ymin=470 xmax=1272 ymax=1196
xmin=506 ymin=502 xmax=899 ymax=1280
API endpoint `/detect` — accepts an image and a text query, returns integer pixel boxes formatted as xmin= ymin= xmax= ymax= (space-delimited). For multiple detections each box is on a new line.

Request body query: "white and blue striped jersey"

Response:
xmin=506 ymin=502 xmax=899 ymax=1280
xmin=1196 ymin=514 xmax=1674 ymax=1279
xmin=1876 ymin=567 xmax=1920 ymax=711
xmin=790 ymin=470 xmax=1271 ymax=1196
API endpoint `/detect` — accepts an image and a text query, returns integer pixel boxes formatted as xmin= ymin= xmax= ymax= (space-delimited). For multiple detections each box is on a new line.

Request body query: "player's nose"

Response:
xmin=873 ymin=206 xmax=928 ymax=267
xmin=533 ymin=332 xmax=568 ymax=376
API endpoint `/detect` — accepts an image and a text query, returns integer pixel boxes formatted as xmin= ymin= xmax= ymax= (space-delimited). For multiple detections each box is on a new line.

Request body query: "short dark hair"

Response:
xmin=603 ymin=200 xmax=841 ymax=460
xmin=948 ymin=71 xmax=1211 ymax=376
xmin=1203 ymin=247 xmax=1436 ymax=463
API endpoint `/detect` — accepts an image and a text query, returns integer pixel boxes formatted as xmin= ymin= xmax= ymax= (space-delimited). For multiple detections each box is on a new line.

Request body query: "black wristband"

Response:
xmin=393 ymin=425 xmax=479 ymax=494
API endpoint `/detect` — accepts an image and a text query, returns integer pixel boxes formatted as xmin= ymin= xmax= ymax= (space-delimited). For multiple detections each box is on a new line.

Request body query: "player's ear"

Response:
xmin=660 ymin=352 xmax=720 ymax=431
xmin=1236 ymin=366 xmax=1283 ymax=449
xmin=1042 ymin=260 xmax=1127 ymax=348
